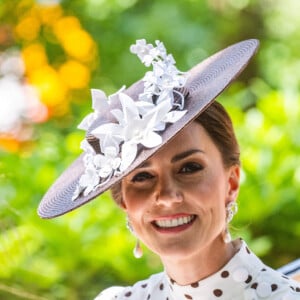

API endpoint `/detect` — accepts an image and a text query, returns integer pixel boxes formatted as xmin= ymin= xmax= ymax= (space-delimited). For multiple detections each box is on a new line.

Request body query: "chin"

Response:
xmin=151 ymin=240 xmax=200 ymax=259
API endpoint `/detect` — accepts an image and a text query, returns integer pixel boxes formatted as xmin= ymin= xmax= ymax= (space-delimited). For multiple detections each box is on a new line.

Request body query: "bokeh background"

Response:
xmin=1 ymin=0 xmax=300 ymax=299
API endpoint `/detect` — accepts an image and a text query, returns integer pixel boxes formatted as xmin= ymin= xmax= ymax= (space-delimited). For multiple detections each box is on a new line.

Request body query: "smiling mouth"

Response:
xmin=152 ymin=215 xmax=196 ymax=229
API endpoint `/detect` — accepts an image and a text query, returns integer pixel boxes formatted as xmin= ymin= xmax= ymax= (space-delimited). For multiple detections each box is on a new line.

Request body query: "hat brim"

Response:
xmin=38 ymin=39 xmax=259 ymax=219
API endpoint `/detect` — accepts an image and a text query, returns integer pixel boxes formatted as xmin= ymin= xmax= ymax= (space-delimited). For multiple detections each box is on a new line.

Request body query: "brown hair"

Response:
xmin=110 ymin=101 xmax=240 ymax=205
xmin=195 ymin=101 xmax=240 ymax=168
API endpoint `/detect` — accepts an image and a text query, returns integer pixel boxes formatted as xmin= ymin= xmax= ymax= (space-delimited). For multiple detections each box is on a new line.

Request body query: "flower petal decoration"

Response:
xmin=164 ymin=110 xmax=187 ymax=123
xmin=119 ymin=141 xmax=138 ymax=172
xmin=130 ymin=39 xmax=156 ymax=67
xmin=91 ymin=89 xmax=109 ymax=112
xmin=119 ymin=93 xmax=140 ymax=124
xmin=140 ymin=131 xmax=162 ymax=148
xmin=92 ymin=123 xmax=124 ymax=147
xmin=78 ymin=89 xmax=109 ymax=130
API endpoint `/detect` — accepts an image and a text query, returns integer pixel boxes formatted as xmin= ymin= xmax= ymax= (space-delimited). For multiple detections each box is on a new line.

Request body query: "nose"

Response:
xmin=155 ymin=174 xmax=183 ymax=207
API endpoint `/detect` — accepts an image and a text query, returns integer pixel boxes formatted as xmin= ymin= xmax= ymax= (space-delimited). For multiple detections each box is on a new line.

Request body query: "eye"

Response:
xmin=131 ymin=172 xmax=154 ymax=182
xmin=180 ymin=162 xmax=203 ymax=174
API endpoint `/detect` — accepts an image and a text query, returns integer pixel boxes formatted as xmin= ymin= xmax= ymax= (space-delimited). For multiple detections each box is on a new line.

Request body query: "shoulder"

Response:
xmin=244 ymin=266 xmax=300 ymax=299
xmin=94 ymin=272 xmax=165 ymax=300
xmin=94 ymin=286 xmax=125 ymax=300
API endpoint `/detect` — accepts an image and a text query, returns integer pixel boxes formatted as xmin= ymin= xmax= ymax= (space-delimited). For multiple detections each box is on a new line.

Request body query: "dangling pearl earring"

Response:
xmin=223 ymin=227 xmax=232 ymax=244
xmin=126 ymin=216 xmax=143 ymax=259
xmin=133 ymin=239 xmax=143 ymax=258
xmin=223 ymin=201 xmax=238 ymax=243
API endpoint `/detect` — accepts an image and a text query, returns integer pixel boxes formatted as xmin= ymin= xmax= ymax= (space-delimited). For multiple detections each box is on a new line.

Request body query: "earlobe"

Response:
xmin=119 ymin=199 xmax=127 ymax=211
xmin=227 ymin=165 xmax=240 ymax=201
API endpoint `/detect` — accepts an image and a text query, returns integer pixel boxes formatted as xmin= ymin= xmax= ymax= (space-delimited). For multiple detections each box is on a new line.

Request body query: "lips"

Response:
xmin=152 ymin=214 xmax=196 ymax=231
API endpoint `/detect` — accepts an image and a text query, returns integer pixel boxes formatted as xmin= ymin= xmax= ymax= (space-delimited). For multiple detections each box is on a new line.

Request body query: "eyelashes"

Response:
xmin=131 ymin=162 xmax=204 ymax=183
xmin=179 ymin=162 xmax=204 ymax=174
xmin=131 ymin=172 xmax=154 ymax=183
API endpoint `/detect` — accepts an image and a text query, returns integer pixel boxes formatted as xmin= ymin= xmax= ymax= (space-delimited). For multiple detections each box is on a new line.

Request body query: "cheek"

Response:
xmin=122 ymin=185 xmax=152 ymax=217
xmin=189 ymin=172 xmax=213 ymax=193
xmin=186 ymin=171 xmax=227 ymax=207
xmin=122 ymin=189 xmax=153 ymax=236
xmin=188 ymin=175 xmax=227 ymax=229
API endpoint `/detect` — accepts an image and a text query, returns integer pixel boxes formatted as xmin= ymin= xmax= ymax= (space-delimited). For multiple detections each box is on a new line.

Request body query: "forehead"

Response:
xmin=142 ymin=121 xmax=218 ymax=164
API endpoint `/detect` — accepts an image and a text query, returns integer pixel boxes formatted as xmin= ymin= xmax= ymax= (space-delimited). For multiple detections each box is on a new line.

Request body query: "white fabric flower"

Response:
xmin=72 ymin=153 xmax=99 ymax=200
xmin=78 ymin=86 xmax=125 ymax=131
xmin=72 ymin=145 xmax=121 ymax=200
xmin=130 ymin=39 xmax=156 ymax=67
xmin=80 ymin=166 xmax=99 ymax=196
xmin=118 ymin=94 xmax=173 ymax=171
xmin=77 ymin=89 xmax=108 ymax=130
xmin=93 ymin=146 xmax=121 ymax=178
xmin=164 ymin=109 xmax=187 ymax=124
xmin=92 ymin=123 xmax=124 ymax=150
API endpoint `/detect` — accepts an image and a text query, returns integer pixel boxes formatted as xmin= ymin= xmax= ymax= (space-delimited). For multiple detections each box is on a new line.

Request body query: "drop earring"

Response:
xmin=133 ymin=239 xmax=143 ymax=258
xmin=223 ymin=201 xmax=238 ymax=243
xmin=223 ymin=227 xmax=232 ymax=244
xmin=126 ymin=216 xmax=143 ymax=258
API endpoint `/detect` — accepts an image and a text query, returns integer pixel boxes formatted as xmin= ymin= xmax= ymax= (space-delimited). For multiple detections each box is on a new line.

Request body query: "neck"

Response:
xmin=161 ymin=237 xmax=239 ymax=285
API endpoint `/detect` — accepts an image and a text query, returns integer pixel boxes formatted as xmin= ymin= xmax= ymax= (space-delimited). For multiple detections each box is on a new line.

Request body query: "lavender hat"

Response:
xmin=38 ymin=39 xmax=259 ymax=219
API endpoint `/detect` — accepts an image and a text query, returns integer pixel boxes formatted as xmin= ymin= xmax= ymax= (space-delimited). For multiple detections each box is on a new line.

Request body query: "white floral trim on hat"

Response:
xmin=72 ymin=39 xmax=188 ymax=201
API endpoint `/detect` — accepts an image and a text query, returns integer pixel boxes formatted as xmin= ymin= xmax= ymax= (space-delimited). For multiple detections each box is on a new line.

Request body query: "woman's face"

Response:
xmin=121 ymin=121 xmax=240 ymax=259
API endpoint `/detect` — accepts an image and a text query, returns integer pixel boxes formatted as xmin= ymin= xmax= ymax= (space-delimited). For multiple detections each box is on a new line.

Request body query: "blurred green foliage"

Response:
xmin=1 ymin=0 xmax=300 ymax=299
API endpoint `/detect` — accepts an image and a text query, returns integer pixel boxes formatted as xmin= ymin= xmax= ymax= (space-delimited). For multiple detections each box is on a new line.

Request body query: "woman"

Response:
xmin=38 ymin=39 xmax=300 ymax=299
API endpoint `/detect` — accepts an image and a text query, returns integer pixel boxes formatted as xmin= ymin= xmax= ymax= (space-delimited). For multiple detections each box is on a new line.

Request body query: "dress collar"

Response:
xmin=164 ymin=239 xmax=266 ymax=300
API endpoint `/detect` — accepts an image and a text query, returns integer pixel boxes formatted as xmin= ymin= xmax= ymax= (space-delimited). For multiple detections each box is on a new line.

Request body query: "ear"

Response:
xmin=227 ymin=165 xmax=240 ymax=203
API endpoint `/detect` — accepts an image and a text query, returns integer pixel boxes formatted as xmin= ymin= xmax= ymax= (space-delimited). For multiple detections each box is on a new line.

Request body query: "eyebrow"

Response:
xmin=138 ymin=149 xmax=204 ymax=168
xmin=171 ymin=149 xmax=204 ymax=163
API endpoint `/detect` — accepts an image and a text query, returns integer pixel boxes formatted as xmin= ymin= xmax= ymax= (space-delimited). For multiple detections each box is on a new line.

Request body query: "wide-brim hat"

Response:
xmin=38 ymin=39 xmax=259 ymax=219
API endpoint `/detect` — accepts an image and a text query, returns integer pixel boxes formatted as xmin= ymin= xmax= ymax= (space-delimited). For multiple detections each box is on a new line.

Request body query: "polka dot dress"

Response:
xmin=95 ymin=239 xmax=300 ymax=300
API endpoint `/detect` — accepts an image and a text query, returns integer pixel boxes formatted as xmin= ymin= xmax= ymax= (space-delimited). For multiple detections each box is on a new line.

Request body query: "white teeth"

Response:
xmin=154 ymin=215 xmax=194 ymax=228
